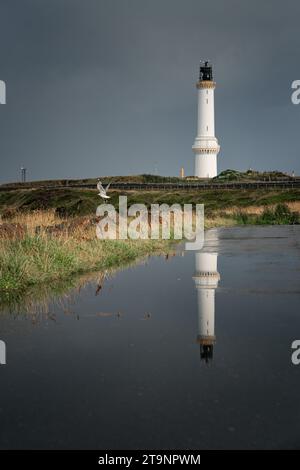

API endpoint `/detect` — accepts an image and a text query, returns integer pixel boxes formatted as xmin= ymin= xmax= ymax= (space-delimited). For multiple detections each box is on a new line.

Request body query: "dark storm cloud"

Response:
xmin=0 ymin=0 xmax=299 ymax=182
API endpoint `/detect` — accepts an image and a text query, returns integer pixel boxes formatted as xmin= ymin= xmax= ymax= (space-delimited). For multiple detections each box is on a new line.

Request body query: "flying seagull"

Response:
xmin=97 ymin=179 xmax=111 ymax=201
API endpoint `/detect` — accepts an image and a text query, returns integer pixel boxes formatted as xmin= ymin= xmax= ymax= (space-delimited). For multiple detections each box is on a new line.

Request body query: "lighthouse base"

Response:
xmin=194 ymin=153 xmax=217 ymax=178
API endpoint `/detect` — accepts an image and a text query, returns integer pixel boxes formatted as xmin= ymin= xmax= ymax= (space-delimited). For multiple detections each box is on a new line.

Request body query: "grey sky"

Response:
xmin=0 ymin=0 xmax=299 ymax=182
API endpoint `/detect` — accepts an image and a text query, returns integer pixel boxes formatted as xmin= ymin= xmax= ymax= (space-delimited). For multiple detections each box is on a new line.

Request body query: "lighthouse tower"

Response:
xmin=193 ymin=61 xmax=220 ymax=178
xmin=193 ymin=252 xmax=220 ymax=362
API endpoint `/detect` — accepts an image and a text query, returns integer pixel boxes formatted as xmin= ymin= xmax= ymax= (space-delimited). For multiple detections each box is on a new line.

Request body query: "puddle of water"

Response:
xmin=0 ymin=225 xmax=300 ymax=449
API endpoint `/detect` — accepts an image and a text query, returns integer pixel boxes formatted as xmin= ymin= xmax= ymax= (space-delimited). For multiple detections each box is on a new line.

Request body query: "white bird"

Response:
xmin=97 ymin=179 xmax=111 ymax=201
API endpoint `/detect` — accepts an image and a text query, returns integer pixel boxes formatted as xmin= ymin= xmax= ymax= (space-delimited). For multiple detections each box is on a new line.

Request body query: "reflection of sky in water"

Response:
xmin=0 ymin=226 xmax=300 ymax=449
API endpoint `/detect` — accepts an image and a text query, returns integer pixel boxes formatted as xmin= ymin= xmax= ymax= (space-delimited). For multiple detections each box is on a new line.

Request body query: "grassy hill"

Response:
xmin=0 ymin=174 xmax=183 ymax=190
xmin=0 ymin=186 xmax=300 ymax=218
xmin=0 ymin=170 xmax=297 ymax=191
xmin=213 ymin=169 xmax=293 ymax=182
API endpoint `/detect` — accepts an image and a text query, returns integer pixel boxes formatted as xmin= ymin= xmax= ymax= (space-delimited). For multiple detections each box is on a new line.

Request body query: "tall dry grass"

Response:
xmin=0 ymin=210 xmax=174 ymax=301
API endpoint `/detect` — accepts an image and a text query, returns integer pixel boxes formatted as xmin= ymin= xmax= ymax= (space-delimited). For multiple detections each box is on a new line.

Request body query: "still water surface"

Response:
xmin=0 ymin=226 xmax=300 ymax=449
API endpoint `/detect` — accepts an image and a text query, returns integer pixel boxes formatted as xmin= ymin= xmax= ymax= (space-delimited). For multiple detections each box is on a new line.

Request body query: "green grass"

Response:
xmin=213 ymin=169 xmax=291 ymax=182
xmin=1 ymin=187 xmax=300 ymax=217
xmin=233 ymin=203 xmax=299 ymax=225
xmin=0 ymin=234 xmax=174 ymax=307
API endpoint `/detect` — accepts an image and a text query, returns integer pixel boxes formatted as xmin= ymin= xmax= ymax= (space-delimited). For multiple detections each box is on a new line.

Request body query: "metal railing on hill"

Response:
xmin=1 ymin=179 xmax=300 ymax=192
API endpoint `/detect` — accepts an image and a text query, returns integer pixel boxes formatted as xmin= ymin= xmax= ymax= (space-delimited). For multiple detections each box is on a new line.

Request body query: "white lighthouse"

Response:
xmin=193 ymin=61 xmax=220 ymax=178
xmin=193 ymin=252 xmax=220 ymax=362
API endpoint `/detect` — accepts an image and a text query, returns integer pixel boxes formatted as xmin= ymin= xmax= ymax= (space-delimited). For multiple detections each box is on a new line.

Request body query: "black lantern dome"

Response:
xmin=199 ymin=60 xmax=213 ymax=81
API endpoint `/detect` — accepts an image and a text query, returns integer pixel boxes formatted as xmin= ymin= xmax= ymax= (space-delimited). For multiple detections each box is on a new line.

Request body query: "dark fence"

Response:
xmin=1 ymin=180 xmax=300 ymax=192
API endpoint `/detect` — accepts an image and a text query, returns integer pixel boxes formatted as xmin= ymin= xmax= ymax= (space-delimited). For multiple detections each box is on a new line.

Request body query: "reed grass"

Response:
xmin=0 ymin=210 xmax=175 ymax=302
xmin=232 ymin=203 xmax=299 ymax=225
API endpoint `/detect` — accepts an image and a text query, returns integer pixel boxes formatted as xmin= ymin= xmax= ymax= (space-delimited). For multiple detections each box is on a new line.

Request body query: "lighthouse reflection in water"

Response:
xmin=192 ymin=231 xmax=220 ymax=363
